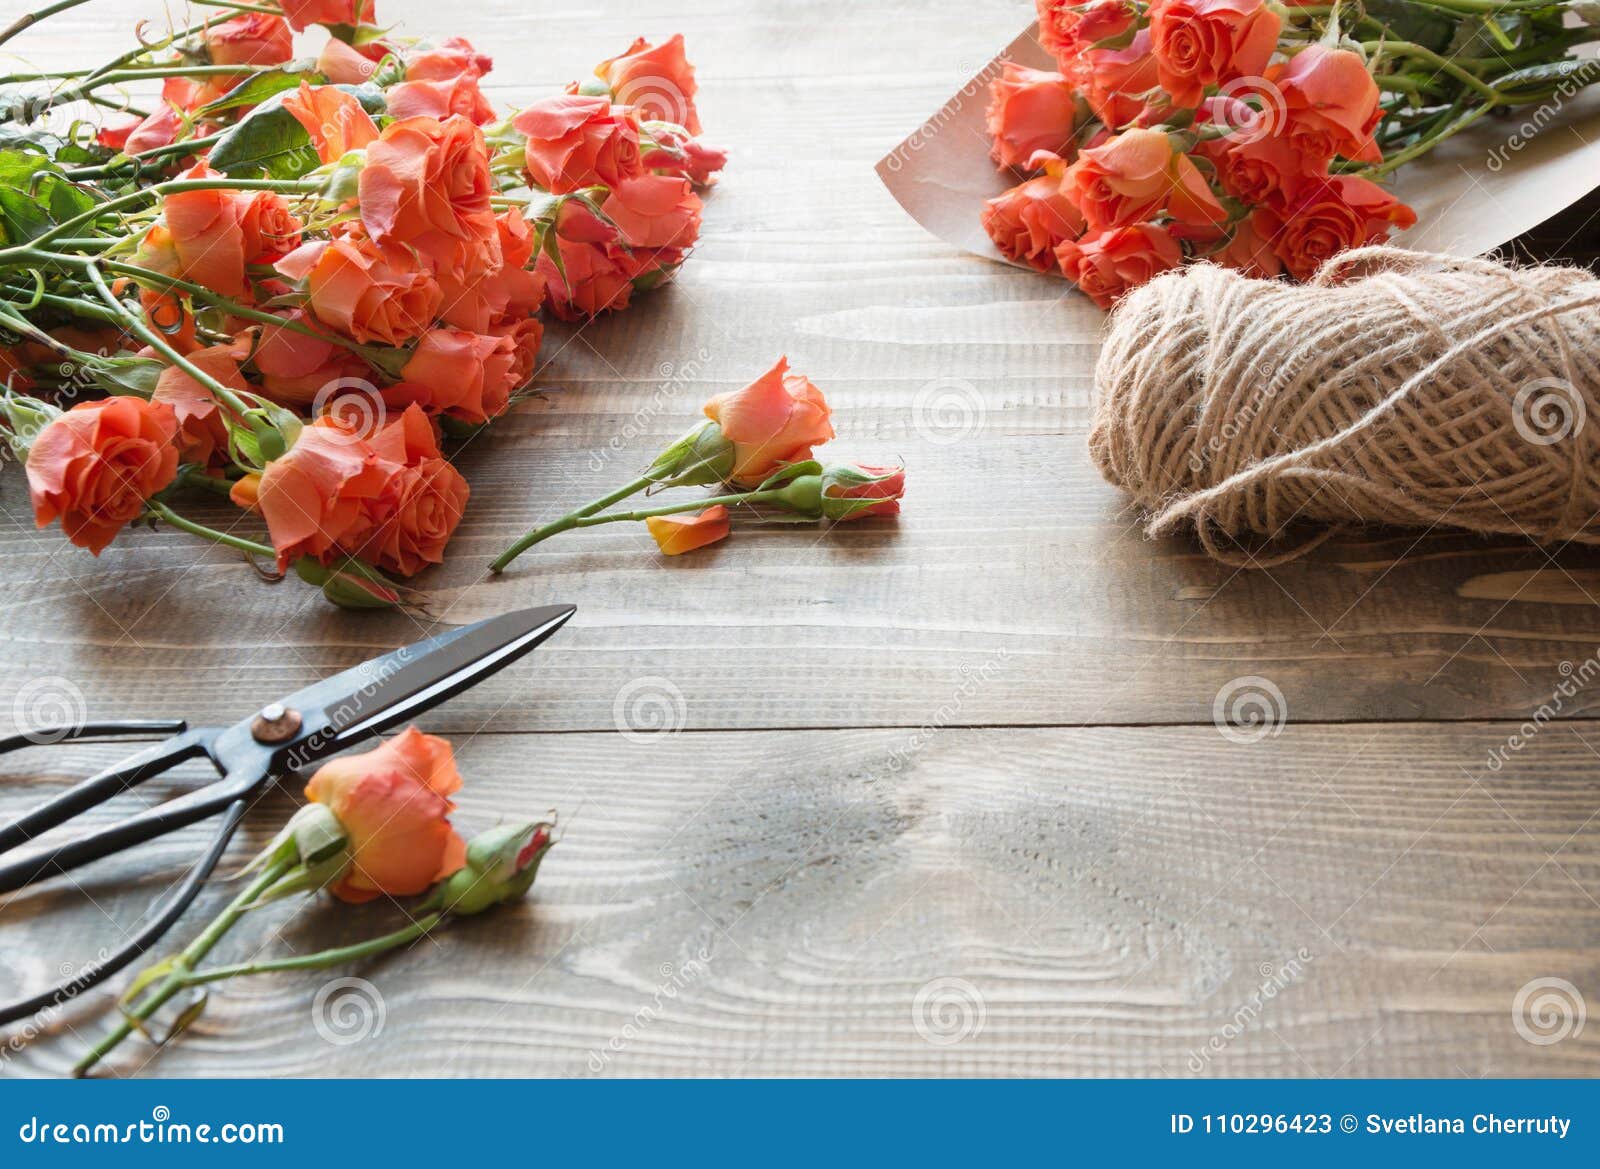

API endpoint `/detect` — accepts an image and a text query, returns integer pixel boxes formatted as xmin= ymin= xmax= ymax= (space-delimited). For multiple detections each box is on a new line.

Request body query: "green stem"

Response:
xmin=73 ymin=855 xmax=294 ymax=1077
xmin=1366 ymin=102 xmax=1494 ymax=177
xmin=1364 ymin=39 xmax=1504 ymax=102
xmin=146 ymin=499 xmax=273 ymax=558
xmin=491 ymin=486 xmax=774 ymax=570
xmin=177 ymin=466 xmax=242 ymax=497
xmin=181 ymin=913 xmax=445 ymax=985
xmin=62 ymin=134 xmax=224 ymax=181
xmin=7 ymin=178 xmax=320 ymax=256
xmin=192 ymin=0 xmax=290 ymax=15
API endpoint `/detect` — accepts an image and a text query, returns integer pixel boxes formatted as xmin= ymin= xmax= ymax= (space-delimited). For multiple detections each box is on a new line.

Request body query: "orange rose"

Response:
xmin=282 ymin=82 xmax=379 ymax=164
xmin=122 ymin=104 xmax=183 ymax=156
xmin=595 ymin=34 xmax=701 ymax=134
xmin=315 ymin=37 xmax=381 ymax=85
xmin=358 ymin=115 xmax=496 ymax=256
xmin=1148 ymin=0 xmax=1281 ymax=109
xmin=640 ymin=123 xmax=728 ymax=186
xmin=512 ymin=94 xmax=644 ymax=194
xmin=26 ymin=397 xmax=180 ymax=554
xmin=162 ymin=162 xmax=251 ymax=297
xmin=395 ymin=328 xmax=521 ymax=423
xmin=703 ymin=357 xmax=834 ymax=484
xmin=603 ymin=172 xmax=703 ymax=251
xmin=1210 ymin=216 xmax=1283 ymax=277
xmin=1271 ymin=45 xmax=1382 ymax=164
xmin=203 ymin=13 xmax=292 ymax=67
xmin=254 ymin=414 xmax=390 ymax=568
xmin=152 ymin=343 xmax=246 ymax=466
xmin=1252 ymin=175 xmax=1416 ymax=280
xmin=825 ymin=464 xmax=906 ymax=520
xmin=279 ymin=0 xmax=376 ymax=32
xmin=646 ymin=505 xmax=730 ymax=555
xmin=304 ymin=726 xmax=466 ymax=904
xmin=249 ymin=311 xmax=371 ymax=406
xmin=1056 ymin=223 xmax=1183 ymax=308
xmin=986 ymin=64 xmax=1082 ymax=170
xmin=494 ymin=317 xmax=546 ymax=390
xmin=275 ymin=233 xmax=443 ymax=346
xmin=1206 ymin=132 xmax=1313 ymax=205
xmin=385 ymin=76 xmax=497 ymax=125
xmin=1079 ymin=31 xmax=1161 ymax=129
xmin=1037 ymin=0 xmax=1139 ymax=66
xmin=536 ymin=236 xmax=639 ymax=320
xmin=982 ymin=167 xmax=1088 ymax=272
xmin=406 ymin=37 xmax=493 ymax=82
xmin=359 ymin=404 xmax=469 ymax=575
xmin=1066 ymin=127 xmax=1225 ymax=231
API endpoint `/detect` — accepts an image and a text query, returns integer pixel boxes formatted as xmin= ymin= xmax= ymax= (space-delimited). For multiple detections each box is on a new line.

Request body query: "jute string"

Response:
xmin=1089 ymin=247 xmax=1600 ymax=565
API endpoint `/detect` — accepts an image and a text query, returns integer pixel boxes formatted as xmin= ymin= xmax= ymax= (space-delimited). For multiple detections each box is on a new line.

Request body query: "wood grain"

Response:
xmin=1 ymin=724 xmax=1596 ymax=1078
xmin=1 ymin=0 xmax=1598 ymax=1080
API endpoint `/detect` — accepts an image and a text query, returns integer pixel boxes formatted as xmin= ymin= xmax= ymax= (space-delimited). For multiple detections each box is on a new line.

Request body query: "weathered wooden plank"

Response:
xmin=1 ymin=722 xmax=1595 ymax=1078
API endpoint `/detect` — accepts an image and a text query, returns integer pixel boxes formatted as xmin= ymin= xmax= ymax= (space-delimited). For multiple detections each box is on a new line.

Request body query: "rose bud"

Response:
xmin=237 ymin=803 xmax=352 ymax=904
xmin=304 ymin=726 xmax=468 ymax=903
xmin=641 ymin=123 xmax=728 ymax=186
xmin=429 ymin=821 xmax=556 ymax=916
xmin=294 ymin=556 xmax=411 ymax=610
xmin=282 ymin=83 xmax=380 ymax=164
xmin=1065 ymin=128 xmax=1226 ymax=232
xmin=24 ymin=397 xmax=180 ymax=555
xmin=647 ymin=505 xmax=731 ymax=555
xmin=821 ymin=463 xmax=906 ymax=520
xmin=1037 ymin=0 xmax=1138 ymax=66
xmin=1056 ymin=223 xmax=1184 ymax=309
xmin=982 ymin=164 xmax=1087 ymax=273
xmin=702 ymin=356 xmax=834 ymax=485
xmin=203 ymin=13 xmax=293 ymax=68
xmin=645 ymin=419 xmax=737 ymax=486
xmin=985 ymin=64 xmax=1083 ymax=170
xmin=594 ymin=34 xmax=702 ymax=134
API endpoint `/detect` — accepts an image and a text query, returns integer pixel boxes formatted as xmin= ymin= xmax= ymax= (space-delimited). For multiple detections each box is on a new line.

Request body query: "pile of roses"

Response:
xmin=0 ymin=1 xmax=733 ymax=607
xmin=982 ymin=0 xmax=1600 ymax=306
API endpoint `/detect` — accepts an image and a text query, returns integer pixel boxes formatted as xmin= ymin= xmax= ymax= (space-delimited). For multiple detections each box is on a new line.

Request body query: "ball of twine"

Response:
xmin=1089 ymin=246 xmax=1600 ymax=565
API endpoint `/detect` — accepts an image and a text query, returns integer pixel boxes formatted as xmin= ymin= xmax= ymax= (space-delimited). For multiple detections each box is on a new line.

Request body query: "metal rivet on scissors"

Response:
xmin=0 ymin=604 xmax=576 ymax=1029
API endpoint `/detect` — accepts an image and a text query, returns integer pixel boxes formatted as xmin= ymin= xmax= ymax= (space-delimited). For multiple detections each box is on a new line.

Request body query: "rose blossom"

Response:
xmin=282 ymin=83 xmax=379 ymax=163
xmin=986 ymin=64 xmax=1082 ymax=170
xmin=595 ymin=34 xmax=701 ymax=134
xmin=278 ymin=0 xmax=376 ymax=32
xmin=1065 ymin=127 xmax=1226 ymax=232
xmin=1056 ymin=223 xmax=1183 ymax=308
xmin=1080 ymin=31 xmax=1162 ymax=129
xmin=406 ymin=37 xmax=494 ymax=82
xmin=275 ymin=233 xmax=443 ymax=346
xmin=603 ymin=173 xmax=704 ymax=251
xmin=703 ymin=357 xmax=834 ymax=484
xmin=359 ymin=404 xmax=470 ymax=575
xmin=1252 ymin=175 xmax=1416 ymax=280
xmin=1271 ymin=45 xmax=1382 ymax=163
xmin=1037 ymin=0 xmax=1139 ymax=66
xmin=641 ymin=124 xmax=728 ymax=186
xmin=203 ymin=13 xmax=292 ymax=67
xmin=1147 ymin=0 xmax=1281 ymax=109
xmin=152 ymin=343 xmax=247 ymax=465
xmin=982 ymin=168 xmax=1088 ymax=272
xmin=385 ymin=75 xmax=497 ymax=125
xmin=513 ymin=94 xmax=644 ymax=194
xmin=26 ymin=398 xmax=179 ymax=554
xmin=358 ymin=115 xmax=496 ymax=257
xmin=395 ymin=328 xmax=522 ymax=424
xmin=304 ymin=726 xmax=467 ymax=904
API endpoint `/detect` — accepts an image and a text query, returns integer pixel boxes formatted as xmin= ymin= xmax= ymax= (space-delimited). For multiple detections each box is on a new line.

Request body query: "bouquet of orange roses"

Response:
xmin=0 ymin=1 xmax=727 ymax=607
xmin=982 ymin=0 xmax=1600 ymax=306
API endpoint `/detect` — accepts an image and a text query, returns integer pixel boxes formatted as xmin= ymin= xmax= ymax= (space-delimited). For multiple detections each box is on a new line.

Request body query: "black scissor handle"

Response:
xmin=0 ymin=758 xmax=264 ymax=895
xmin=0 ymin=798 xmax=247 ymax=1029
xmin=0 ymin=726 xmax=209 ymax=859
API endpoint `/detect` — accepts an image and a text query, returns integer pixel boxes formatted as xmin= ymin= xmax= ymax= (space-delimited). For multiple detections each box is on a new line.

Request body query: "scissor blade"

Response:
xmin=260 ymin=605 xmax=576 ymax=767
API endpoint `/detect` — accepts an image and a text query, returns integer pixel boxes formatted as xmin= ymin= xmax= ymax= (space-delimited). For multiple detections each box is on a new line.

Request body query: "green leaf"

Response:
xmin=90 ymin=356 xmax=165 ymax=397
xmin=195 ymin=60 xmax=324 ymax=117
xmin=0 ymin=149 xmax=98 ymax=245
xmin=1366 ymin=0 xmax=1456 ymax=53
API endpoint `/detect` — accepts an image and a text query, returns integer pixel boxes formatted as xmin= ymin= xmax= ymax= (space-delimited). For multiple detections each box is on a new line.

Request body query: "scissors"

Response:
xmin=0 ymin=603 xmax=575 ymax=1028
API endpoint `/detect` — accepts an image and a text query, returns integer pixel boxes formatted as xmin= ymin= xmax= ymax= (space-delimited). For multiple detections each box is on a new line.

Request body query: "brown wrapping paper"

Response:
xmin=877 ymin=23 xmax=1600 ymax=268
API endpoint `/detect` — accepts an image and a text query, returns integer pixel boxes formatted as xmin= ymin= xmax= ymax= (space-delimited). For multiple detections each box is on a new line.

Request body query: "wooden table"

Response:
xmin=2 ymin=0 xmax=1597 ymax=1078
